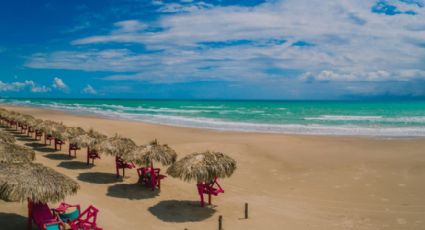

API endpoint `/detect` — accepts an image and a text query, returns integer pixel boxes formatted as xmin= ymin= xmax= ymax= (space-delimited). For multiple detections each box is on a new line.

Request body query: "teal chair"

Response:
xmin=44 ymin=221 xmax=62 ymax=230
xmin=58 ymin=208 xmax=80 ymax=222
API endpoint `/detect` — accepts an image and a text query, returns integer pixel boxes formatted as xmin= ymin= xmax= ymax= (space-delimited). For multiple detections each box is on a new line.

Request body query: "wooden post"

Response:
xmin=218 ymin=215 xmax=223 ymax=230
xmin=245 ymin=203 xmax=248 ymax=219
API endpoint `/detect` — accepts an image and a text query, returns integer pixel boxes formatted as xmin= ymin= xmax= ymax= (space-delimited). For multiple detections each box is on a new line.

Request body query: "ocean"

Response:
xmin=1 ymin=98 xmax=425 ymax=137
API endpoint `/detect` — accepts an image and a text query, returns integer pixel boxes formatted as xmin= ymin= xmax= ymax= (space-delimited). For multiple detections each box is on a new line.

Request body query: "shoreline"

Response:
xmin=1 ymin=104 xmax=425 ymax=229
xmin=2 ymin=103 xmax=424 ymax=140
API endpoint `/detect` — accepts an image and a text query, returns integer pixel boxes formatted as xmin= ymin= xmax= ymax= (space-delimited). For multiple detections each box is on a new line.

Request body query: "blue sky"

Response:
xmin=0 ymin=0 xmax=424 ymax=99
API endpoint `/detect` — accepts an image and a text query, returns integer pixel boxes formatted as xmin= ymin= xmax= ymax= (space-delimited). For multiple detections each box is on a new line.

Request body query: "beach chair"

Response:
xmin=19 ymin=124 xmax=28 ymax=134
xmin=54 ymin=138 xmax=64 ymax=151
xmin=28 ymin=126 xmax=35 ymax=137
xmin=30 ymin=202 xmax=64 ymax=230
xmin=137 ymin=167 xmax=166 ymax=190
xmin=69 ymin=143 xmax=80 ymax=157
xmin=87 ymin=148 xmax=100 ymax=165
xmin=35 ymin=129 xmax=43 ymax=140
xmin=196 ymin=177 xmax=224 ymax=207
xmin=53 ymin=202 xmax=102 ymax=230
xmin=115 ymin=156 xmax=135 ymax=178
xmin=45 ymin=134 xmax=54 ymax=145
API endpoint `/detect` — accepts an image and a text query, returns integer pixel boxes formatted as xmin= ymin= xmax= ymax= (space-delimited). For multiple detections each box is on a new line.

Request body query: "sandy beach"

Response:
xmin=1 ymin=104 xmax=425 ymax=230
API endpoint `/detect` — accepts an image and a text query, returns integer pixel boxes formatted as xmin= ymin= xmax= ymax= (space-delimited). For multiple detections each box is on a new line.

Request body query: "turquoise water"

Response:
xmin=2 ymin=98 xmax=425 ymax=137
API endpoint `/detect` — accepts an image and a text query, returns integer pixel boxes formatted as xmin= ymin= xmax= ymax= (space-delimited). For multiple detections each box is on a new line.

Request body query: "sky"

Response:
xmin=0 ymin=0 xmax=424 ymax=99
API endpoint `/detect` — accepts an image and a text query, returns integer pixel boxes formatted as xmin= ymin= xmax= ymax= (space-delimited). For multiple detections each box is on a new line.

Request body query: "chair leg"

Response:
xmin=208 ymin=194 xmax=212 ymax=205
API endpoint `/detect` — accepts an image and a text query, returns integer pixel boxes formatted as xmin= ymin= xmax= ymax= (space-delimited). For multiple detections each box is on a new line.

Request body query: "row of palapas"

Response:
xmin=0 ymin=107 xmax=237 ymax=186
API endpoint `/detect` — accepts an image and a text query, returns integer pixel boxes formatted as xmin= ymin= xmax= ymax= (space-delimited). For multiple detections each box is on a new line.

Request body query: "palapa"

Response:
xmin=167 ymin=151 xmax=236 ymax=183
xmin=131 ymin=139 xmax=177 ymax=166
xmin=100 ymin=134 xmax=137 ymax=158
xmin=64 ymin=127 xmax=86 ymax=144
xmin=73 ymin=129 xmax=107 ymax=150
xmin=0 ymin=143 xmax=35 ymax=163
xmin=0 ymin=162 xmax=79 ymax=203
xmin=0 ymin=130 xmax=16 ymax=143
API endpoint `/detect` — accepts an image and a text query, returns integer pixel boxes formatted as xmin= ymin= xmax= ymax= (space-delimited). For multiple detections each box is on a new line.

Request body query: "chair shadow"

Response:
xmin=107 ymin=183 xmax=160 ymax=200
xmin=78 ymin=172 xmax=122 ymax=184
xmin=44 ymin=153 xmax=73 ymax=160
xmin=0 ymin=212 xmax=36 ymax=229
xmin=148 ymin=200 xmax=216 ymax=222
xmin=57 ymin=161 xmax=93 ymax=170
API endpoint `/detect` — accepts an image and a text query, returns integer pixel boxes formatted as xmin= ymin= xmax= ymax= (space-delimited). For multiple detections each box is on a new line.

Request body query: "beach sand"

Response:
xmin=1 ymin=105 xmax=425 ymax=230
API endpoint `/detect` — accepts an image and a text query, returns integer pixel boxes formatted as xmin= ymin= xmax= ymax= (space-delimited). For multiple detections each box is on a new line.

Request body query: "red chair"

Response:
xmin=53 ymin=202 xmax=102 ymax=230
xmin=115 ymin=156 xmax=135 ymax=178
xmin=86 ymin=147 xmax=100 ymax=165
xmin=196 ymin=177 xmax=224 ymax=207
xmin=137 ymin=167 xmax=166 ymax=190
xmin=35 ymin=129 xmax=43 ymax=140
xmin=28 ymin=126 xmax=35 ymax=137
xmin=54 ymin=138 xmax=64 ymax=151
xmin=45 ymin=134 xmax=54 ymax=145
xmin=69 ymin=143 xmax=80 ymax=157
xmin=29 ymin=201 xmax=64 ymax=230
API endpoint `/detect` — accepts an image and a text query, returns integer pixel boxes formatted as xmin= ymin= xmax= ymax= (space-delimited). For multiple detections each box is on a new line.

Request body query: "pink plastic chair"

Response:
xmin=53 ymin=202 xmax=102 ymax=230
xmin=54 ymin=138 xmax=64 ymax=150
xmin=29 ymin=202 xmax=64 ymax=230
xmin=87 ymin=148 xmax=100 ymax=165
xmin=137 ymin=167 xmax=166 ymax=190
xmin=115 ymin=156 xmax=135 ymax=178
xmin=196 ymin=177 xmax=224 ymax=207
xmin=69 ymin=143 xmax=80 ymax=157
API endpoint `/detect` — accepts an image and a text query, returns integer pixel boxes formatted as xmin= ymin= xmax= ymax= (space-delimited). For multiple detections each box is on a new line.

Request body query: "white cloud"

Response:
xmin=0 ymin=80 xmax=51 ymax=93
xmin=82 ymin=84 xmax=97 ymax=95
xmin=299 ymin=69 xmax=425 ymax=82
xmin=52 ymin=77 xmax=69 ymax=91
xmin=27 ymin=0 xmax=425 ymax=86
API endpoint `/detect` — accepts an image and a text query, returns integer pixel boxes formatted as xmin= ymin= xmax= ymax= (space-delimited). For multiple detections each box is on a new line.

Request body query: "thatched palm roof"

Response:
xmin=73 ymin=129 xmax=107 ymax=149
xmin=15 ymin=114 xmax=35 ymax=125
xmin=0 ymin=163 xmax=79 ymax=203
xmin=63 ymin=127 xmax=86 ymax=143
xmin=130 ymin=139 xmax=177 ymax=166
xmin=167 ymin=151 xmax=236 ymax=183
xmin=0 ymin=143 xmax=35 ymax=163
xmin=0 ymin=130 xmax=16 ymax=144
xmin=51 ymin=123 xmax=67 ymax=139
xmin=27 ymin=118 xmax=43 ymax=128
xmin=100 ymin=134 xmax=137 ymax=158
xmin=36 ymin=120 xmax=57 ymax=134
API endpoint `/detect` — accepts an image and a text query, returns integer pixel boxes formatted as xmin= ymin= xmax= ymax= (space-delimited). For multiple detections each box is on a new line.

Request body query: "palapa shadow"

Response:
xmin=0 ymin=212 xmax=35 ymax=230
xmin=58 ymin=161 xmax=94 ymax=170
xmin=107 ymin=183 xmax=160 ymax=200
xmin=24 ymin=142 xmax=47 ymax=148
xmin=17 ymin=136 xmax=35 ymax=142
xmin=24 ymin=142 xmax=58 ymax=153
xmin=148 ymin=200 xmax=216 ymax=222
xmin=78 ymin=172 xmax=122 ymax=184
xmin=44 ymin=153 xmax=73 ymax=160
